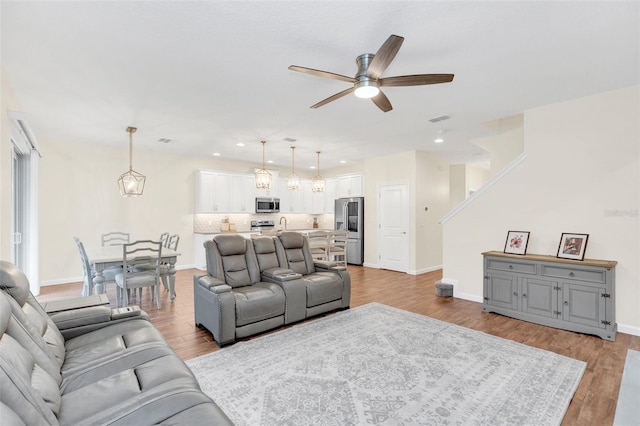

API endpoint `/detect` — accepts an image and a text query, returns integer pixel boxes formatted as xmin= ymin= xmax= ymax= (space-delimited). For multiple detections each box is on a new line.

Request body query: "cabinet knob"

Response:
xmin=513 ymin=292 xmax=518 ymax=296
xmin=564 ymin=301 xmax=569 ymax=306
xmin=508 ymin=265 xmax=514 ymax=269
xmin=522 ymin=293 xmax=527 ymax=299
xmin=569 ymin=272 xmax=575 ymax=277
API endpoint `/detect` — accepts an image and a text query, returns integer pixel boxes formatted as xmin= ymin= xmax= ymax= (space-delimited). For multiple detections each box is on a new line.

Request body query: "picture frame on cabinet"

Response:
xmin=503 ymin=231 xmax=530 ymax=255
xmin=557 ymin=233 xmax=589 ymax=261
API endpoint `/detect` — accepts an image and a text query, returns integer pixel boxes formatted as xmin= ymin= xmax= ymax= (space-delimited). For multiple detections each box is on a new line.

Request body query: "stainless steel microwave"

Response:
xmin=255 ymin=197 xmax=280 ymax=213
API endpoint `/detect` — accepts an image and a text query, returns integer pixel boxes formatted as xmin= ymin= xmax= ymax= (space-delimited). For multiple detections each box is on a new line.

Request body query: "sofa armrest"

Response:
xmin=314 ymin=261 xmax=346 ymax=272
xmin=196 ymin=275 xmax=231 ymax=293
xmin=50 ymin=305 xmax=152 ymax=339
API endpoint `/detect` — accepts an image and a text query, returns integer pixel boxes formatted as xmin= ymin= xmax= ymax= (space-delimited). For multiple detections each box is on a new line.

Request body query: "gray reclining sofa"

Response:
xmin=194 ymin=232 xmax=350 ymax=346
xmin=0 ymin=260 xmax=233 ymax=425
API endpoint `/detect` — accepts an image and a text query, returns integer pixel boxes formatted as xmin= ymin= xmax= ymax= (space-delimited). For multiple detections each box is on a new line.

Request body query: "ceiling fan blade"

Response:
xmin=366 ymin=34 xmax=404 ymax=79
xmin=371 ymin=90 xmax=393 ymax=112
xmin=288 ymin=65 xmax=355 ymax=83
xmin=310 ymin=87 xmax=355 ymax=109
xmin=379 ymin=74 xmax=455 ymax=87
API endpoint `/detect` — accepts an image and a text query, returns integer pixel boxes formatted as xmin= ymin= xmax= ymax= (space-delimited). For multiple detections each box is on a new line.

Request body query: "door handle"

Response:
xmin=401 ymin=232 xmax=407 ymax=234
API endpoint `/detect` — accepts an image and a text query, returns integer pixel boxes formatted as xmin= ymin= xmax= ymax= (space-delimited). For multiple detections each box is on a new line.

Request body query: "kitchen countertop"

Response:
xmin=194 ymin=228 xmax=334 ymax=235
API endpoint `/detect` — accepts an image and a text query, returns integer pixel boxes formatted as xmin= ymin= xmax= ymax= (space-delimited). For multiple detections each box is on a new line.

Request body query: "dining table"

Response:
xmin=85 ymin=245 xmax=181 ymax=301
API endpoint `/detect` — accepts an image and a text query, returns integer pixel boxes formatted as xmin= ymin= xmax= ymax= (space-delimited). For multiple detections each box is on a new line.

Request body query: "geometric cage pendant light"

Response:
xmin=117 ymin=126 xmax=146 ymax=197
xmin=255 ymin=140 xmax=272 ymax=189
xmin=286 ymin=146 xmax=300 ymax=191
xmin=311 ymin=150 xmax=325 ymax=193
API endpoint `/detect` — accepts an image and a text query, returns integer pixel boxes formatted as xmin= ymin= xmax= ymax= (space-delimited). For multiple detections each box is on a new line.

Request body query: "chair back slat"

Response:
xmin=101 ymin=232 xmax=130 ymax=247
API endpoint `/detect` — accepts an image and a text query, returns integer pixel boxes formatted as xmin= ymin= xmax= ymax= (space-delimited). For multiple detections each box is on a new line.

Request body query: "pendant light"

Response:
xmin=117 ymin=126 xmax=146 ymax=197
xmin=286 ymin=146 xmax=300 ymax=191
xmin=255 ymin=140 xmax=272 ymax=189
xmin=311 ymin=151 xmax=325 ymax=193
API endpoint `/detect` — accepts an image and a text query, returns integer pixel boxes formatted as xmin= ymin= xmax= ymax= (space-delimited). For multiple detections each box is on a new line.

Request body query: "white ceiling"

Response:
xmin=2 ymin=1 xmax=638 ymax=172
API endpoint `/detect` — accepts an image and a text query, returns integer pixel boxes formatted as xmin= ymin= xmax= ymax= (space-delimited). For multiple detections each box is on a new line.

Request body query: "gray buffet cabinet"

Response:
xmin=482 ymin=251 xmax=617 ymax=341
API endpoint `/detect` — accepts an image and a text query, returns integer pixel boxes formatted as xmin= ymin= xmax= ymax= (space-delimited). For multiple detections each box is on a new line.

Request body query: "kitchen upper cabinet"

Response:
xmin=324 ymin=179 xmax=337 ymax=214
xmin=195 ymin=171 xmax=231 ymax=213
xmin=279 ymin=177 xmax=303 ymax=213
xmin=231 ymin=174 xmax=256 ymax=213
xmin=301 ymin=180 xmax=326 ymax=214
xmin=337 ymin=173 xmax=363 ymax=198
xmin=255 ymin=170 xmax=279 ymax=198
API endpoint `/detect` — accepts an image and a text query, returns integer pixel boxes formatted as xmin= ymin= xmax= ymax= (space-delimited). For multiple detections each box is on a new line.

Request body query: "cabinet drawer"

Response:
xmin=541 ymin=265 xmax=605 ymax=284
xmin=486 ymin=259 xmax=536 ymax=275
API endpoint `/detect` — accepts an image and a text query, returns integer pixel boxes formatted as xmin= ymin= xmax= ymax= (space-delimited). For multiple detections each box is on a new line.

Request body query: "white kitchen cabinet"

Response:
xmin=195 ymin=171 xmax=231 ymax=213
xmin=278 ymin=178 xmax=303 ymax=213
xmin=301 ymin=180 xmax=326 ymax=214
xmin=337 ymin=173 xmax=363 ymax=197
xmin=324 ymin=179 xmax=337 ymax=213
xmin=231 ymin=174 xmax=256 ymax=213
xmin=255 ymin=170 xmax=279 ymax=198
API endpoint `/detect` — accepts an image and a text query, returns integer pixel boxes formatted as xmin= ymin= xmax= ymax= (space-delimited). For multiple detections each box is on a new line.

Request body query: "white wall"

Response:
xmin=363 ymin=150 xmax=449 ymax=273
xmin=442 ymin=86 xmax=640 ymax=333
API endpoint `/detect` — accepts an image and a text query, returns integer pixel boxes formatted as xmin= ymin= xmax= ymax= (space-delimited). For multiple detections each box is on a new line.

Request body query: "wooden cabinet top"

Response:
xmin=482 ymin=251 xmax=617 ymax=268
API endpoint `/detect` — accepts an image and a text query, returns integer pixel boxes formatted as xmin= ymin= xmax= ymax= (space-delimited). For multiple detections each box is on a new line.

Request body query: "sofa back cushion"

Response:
xmin=252 ymin=237 xmax=280 ymax=272
xmin=0 ymin=261 xmax=65 ymax=369
xmin=206 ymin=235 xmax=261 ymax=288
xmin=275 ymin=232 xmax=315 ymax=275
xmin=0 ymin=293 xmax=61 ymax=425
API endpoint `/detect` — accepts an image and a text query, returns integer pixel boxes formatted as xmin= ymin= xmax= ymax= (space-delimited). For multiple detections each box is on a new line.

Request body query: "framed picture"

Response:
xmin=557 ymin=233 xmax=589 ymax=261
xmin=504 ymin=231 xmax=530 ymax=255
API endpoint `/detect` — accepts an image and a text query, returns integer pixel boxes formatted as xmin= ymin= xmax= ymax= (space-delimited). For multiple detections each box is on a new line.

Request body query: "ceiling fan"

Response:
xmin=288 ymin=34 xmax=454 ymax=112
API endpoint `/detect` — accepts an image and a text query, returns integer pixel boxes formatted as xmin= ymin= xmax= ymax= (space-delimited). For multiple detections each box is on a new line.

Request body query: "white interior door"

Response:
xmin=378 ymin=184 xmax=409 ymax=272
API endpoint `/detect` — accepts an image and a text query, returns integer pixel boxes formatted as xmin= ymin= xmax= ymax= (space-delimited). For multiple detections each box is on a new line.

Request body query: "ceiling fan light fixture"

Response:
xmin=354 ymin=80 xmax=380 ymax=99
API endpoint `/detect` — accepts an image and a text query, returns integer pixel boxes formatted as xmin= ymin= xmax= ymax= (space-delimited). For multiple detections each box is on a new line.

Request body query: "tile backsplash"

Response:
xmin=193 ymin=213 xmax=335 ymax=234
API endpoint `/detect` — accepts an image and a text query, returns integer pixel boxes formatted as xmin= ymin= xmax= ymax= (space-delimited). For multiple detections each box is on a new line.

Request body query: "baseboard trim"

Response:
xmin=407 ymin=265 xmax=443 ymax=276
xmin=618 ymin=324 xmax=640 ymax=337
xmin=362 ymin=262 xmax=379 ymax=269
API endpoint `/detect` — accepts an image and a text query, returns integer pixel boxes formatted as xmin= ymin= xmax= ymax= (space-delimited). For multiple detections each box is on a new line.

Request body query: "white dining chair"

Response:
xmin=115 ymin=240 xmax=163 ymax=309
xmin=74 ymin=236 xmax=117 ymax=297
xmin=307 ymin=231 xmax=329 ymax=261
xmin=327 ymin=230 xmax=348 ymax=266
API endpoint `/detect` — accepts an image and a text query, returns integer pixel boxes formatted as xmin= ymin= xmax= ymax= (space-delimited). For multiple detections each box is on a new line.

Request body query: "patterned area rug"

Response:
xmin=187 ymin=303 xmax=585 ymax=425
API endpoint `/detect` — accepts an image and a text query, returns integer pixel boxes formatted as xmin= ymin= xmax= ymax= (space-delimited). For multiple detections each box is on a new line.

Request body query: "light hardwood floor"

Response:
xmin=37 ymin=266 xmax=639 ymax=426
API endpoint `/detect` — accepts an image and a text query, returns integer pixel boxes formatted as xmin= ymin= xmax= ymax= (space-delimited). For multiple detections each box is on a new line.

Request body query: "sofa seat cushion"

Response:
xmin=233 ymin=282 xmax=285 ymax=327
xmin=61 ymin=319 xmax=169 ymax=376
xmin=58 ymin=354 xmax=202 ymax=425
xmin=305 ymin=272 xmax=344 ymax=307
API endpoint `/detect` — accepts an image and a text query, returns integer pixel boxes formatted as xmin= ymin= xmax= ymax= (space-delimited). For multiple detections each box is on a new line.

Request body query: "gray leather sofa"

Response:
xmin=194 ymin=234 xmax=286 ymax=346
xmin=194 ymin=232 xmax=350 ymax=345
xmin=0 ymin=260 xmax=233 ymax=426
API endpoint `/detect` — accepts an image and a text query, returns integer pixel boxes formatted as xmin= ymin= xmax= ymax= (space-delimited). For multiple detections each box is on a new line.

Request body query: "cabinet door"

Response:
xmin=278 ymin=178 xmax=291 ymax=213
xmin=485 ymin=272 xmax=519 ymax=310
xmin=212 ymin=173 xmax=231 ymax=212
xmin=195 ymin=171 xmax=216 ymax=213
xmin=196 ymin=171 xmax=230 ymax=213
xmin=231 ymin=174 xmax=255 ymax=213
xmin=337 ymin=174 xmax=363 ymax=197
xmin=561 ymin=281 xmax=606 ymax=329
xmin=521 ymin=278 xmax=558 ymax=318
xmin=324 ymin=179 xmax=337 ymax=213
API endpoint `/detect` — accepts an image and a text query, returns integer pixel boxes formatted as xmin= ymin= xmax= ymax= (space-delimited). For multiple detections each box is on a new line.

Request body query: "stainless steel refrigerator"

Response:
xmin=335 ymin=197 xmax=364 ymax=265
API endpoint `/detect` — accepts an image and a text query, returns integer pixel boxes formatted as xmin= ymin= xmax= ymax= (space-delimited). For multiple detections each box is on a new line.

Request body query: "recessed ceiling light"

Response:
xmin=236 ymin=142 xmax=245 ymax=147
xmin=339 ymin=160 xmax=347 ymax=164
xmin=267 ymin=160 xmax=274 ymax=164
xmin=212 ymin=153 xmax=221 ymax=156
xmin=434 ymin=138 xmax=444 ymax=144
xmin=310 ymin=166 xmax=316 ymax=169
